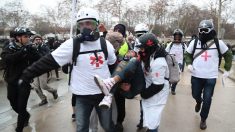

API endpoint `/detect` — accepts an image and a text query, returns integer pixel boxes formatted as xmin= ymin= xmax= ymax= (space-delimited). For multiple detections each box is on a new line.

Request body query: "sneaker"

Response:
xmin=39 ymin=99 xmax=48 ymax=106
xmin=52 ymin=91 xmax=58 ymax=99
xmin=99 ymin=95 xmax=112 ymax=109
xmin=200 ymin=120 xmax=207 ymax=130
xmin=72 ymin=114 xmax=76 ymax=122
xmin=195 ymin=102 xmax=201 ymax=113
xmin=115 ymin=122 xmax=124 ymax=132
xmin=94 ymin=75 xmax=115 ymax=96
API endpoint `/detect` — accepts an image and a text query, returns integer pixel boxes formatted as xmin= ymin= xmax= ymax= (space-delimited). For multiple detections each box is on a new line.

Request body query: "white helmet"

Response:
xmin=134 ymin=23 xmax=149 ymax=33
xmin=76 ymin=8 xmax=99 ymax=22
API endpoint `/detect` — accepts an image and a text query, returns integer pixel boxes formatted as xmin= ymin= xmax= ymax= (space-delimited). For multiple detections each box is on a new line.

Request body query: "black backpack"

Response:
xmin=192 ymin=38 xmax=222 ymax=67
xmin=62 ymin=37 xmax=108 ymax=85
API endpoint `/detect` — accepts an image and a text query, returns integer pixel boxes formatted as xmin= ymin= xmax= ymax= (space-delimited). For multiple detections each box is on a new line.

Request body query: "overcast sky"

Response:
xmin=1 ymin=0 xmax=235 ymax=21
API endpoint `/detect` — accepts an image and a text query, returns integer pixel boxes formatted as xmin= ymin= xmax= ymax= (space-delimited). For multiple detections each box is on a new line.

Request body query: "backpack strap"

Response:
xmin=214 ymin=38 xmax=222 ymax=67
xmin=192 ymin=38 xmax=198 ymax=57
xmin=100 ymin=37 xmax=108 ymax=60
xmin=72 ymin=37 xmax=81 ymax=66
xmin=169 ymin=42 xmax=173 ymax=51
xmin=68 ymin=37 xmax=108 ymax=85
xmin=68 ymin=37 xmax=82 ymax=85
xmin=181 ymin=42 xmax=185 ymax=53
xmin=214 ymin=38 xmax=222 ymax=56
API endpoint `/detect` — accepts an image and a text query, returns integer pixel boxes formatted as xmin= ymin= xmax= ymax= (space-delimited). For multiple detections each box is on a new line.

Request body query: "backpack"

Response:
xmin=169 ymin=42 xmax=186 ymax=72
xmin=165 ymin=54 xmax=180 ymax=84
xmin=192 ymin=38 xmax=222 ymax=67
xmin=63 ymin=37 xmax=108 ymax=85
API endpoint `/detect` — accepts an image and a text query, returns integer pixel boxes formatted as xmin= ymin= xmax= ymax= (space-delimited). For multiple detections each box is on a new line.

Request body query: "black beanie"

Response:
xmin=114 ymin=24 xmax=126 ymax=37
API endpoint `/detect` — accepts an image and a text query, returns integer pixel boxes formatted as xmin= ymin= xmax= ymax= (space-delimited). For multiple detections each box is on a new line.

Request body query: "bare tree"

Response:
xmin=3 ymin=2 xmax=30 ymax=28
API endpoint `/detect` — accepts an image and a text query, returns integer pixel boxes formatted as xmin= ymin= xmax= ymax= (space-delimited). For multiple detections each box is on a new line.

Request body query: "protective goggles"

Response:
xmin=77 ymin=20 xmax=97 ymax=27
xmin=198 ymin=28 xmax=212 ymax=34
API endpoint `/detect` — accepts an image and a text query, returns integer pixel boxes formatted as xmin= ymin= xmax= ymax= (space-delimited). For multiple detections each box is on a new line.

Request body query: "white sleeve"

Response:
xmin=186 ymin=39 xmax=196 ymax=54
xmin=151 ymin=59 xmax=167 ymax=85
xmin=106 ymin=40 xmax=117 ymax=65
xmin=51 ymin=38 xmax=73 ymax=66
xmin=218 ymin=40 xmax=229 ymax=54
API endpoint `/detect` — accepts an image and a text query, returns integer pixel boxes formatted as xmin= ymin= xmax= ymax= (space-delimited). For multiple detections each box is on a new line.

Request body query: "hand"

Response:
xmin=223 ymin=71 xmax=230 ymax=78
xmin=187 ymin=65 xmax=194 ymax=72
xmin=18 ymin=79 xmax=28 ymax=88
xmin=98 ymin=23 xmax=107 ymax=32
xmin=121 ymin=83 xmax=131 ymax=92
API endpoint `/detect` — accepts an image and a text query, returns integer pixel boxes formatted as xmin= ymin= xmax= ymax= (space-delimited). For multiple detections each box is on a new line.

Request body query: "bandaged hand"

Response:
xmin=223 ymin=71 xmax=230 ymax=78
xmin=187 ymin=65 xmax=194 ymax=72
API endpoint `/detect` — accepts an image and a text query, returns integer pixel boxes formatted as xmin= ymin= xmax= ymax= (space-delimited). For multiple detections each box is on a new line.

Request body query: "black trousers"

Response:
xmin=72 ymin=94 xmax=76 ymax=107
xmin=114 ymin=89 xmax=126 ymax=124
xmin=7 ymin=82 xmax=31 ymax=132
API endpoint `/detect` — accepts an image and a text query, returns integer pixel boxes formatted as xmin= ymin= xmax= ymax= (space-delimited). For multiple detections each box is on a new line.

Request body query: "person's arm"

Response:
xmin=1 ymin=46 xmax=27 ymax=64
xmin=20 ymin=38 xmax=73 ymax=83
xmin=184 ymin=40 xmax=195 ymax=66
xmin=98 ymin=23 xmax=107 ymax=38
xmin=223 ymin=50 xmax=233 ymax=71
xmin=20 ymin=54 xmax=60 ymax=83
xmin=141 ymin=83 xmax=164 ymax=99
xmin=184 ymin=52 xmax=193 ymax=66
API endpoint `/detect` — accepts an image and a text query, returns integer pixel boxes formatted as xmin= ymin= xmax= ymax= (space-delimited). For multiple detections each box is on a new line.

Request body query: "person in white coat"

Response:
xmin=94 ymin=33 xmax=169 ymax=132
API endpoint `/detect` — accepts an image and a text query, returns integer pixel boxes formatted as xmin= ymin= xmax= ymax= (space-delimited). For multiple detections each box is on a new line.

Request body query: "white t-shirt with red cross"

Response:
xmin=51 ymin=38 xmax=117 ymax=95
xmin=165 ymin=43 xmax=187 ymax=64
xmin=187 ymin=39 xmax=228 ymax=78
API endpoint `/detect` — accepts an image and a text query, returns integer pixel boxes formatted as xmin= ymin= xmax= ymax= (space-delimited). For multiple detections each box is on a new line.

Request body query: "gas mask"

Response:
xmin=80 ymin=28 xmax=100 ymax=41
xmin=138 ymin=50 xmax=148 ymax=61
xmin=198 ymin=28 xmax=216 ymax=42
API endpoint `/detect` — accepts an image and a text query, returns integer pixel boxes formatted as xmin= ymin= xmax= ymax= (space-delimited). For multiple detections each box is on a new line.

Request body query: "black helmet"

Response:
xmin=136 ymin=33 xmax=159 ymax=48
xmin=173 ymin=29 xmax=183 ymax=36
xmin=198 ymin=20 xmax=214 ymax=34
xmin=14 ymin=27 xmax=35 ymax=36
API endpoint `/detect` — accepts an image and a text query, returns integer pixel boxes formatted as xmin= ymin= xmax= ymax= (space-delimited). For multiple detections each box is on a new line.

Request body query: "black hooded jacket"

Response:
xmin=1 ymin=42 xmax=40 ymax=83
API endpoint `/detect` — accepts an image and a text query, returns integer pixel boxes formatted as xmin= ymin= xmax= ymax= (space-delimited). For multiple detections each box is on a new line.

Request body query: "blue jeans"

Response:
xmin=75 ymin=94 xmax=115 ymax=132
xmin=171 ymin=63 xmax=183 ymax=92
xmin=191 ymin=76 xmax=216 ymax=120
xmin=110 ymin=58 xmax=145 ymax=99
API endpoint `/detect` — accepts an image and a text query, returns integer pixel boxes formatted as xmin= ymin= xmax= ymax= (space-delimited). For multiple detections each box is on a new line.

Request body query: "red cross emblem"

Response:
xmin=201 ymin=51 xmax=211 ymax=61
xmin=90 ymin=55 xmax=104 ymax=67
xmin=155 ymin=72 xmax=160 ymax=77
xmin=146 ymin=39 xmax=153 ymax=46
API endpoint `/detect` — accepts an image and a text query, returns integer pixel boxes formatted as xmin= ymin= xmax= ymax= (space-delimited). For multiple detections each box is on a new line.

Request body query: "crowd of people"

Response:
xmin=0 ymin=7 xmax=233 ymax=132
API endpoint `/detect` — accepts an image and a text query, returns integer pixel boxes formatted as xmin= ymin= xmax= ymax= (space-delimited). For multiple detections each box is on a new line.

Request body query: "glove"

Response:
xmin=223 ymin=71 xmax=230 ymax=78
xmin=187 ymin=65 xmax=194 ymax=72
xmin=18 ymin=79 xmax=30 ymax=89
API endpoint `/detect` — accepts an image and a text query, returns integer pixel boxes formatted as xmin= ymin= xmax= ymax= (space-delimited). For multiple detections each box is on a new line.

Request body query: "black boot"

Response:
xmin=39 ymin=99 xmax=48 ymax=106
xmin=24 ymin=113 xmax=30 ymax=127
xmin=52 ymin=90 xmax=58 ymax=99
xmin=115 ymin=122 xmax=124 ymax=132
xmin=195 ymin=102 xmax=201 ymax=113
xmin=72 ymin=113 xmax=76 ymax=122
xmin=200 ymin=119 xmax=207 ymax=130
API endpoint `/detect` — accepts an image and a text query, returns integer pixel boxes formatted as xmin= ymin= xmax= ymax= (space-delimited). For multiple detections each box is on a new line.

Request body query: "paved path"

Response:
xmin=0 ymin=70 xmax=235 ymax=132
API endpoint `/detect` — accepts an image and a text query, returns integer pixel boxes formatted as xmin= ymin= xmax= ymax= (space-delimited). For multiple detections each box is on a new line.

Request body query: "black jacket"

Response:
xmin=1 ymin=42 xmax=40 ymax=83
xmin=37 ymin=43 xmax=51 ymax=57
